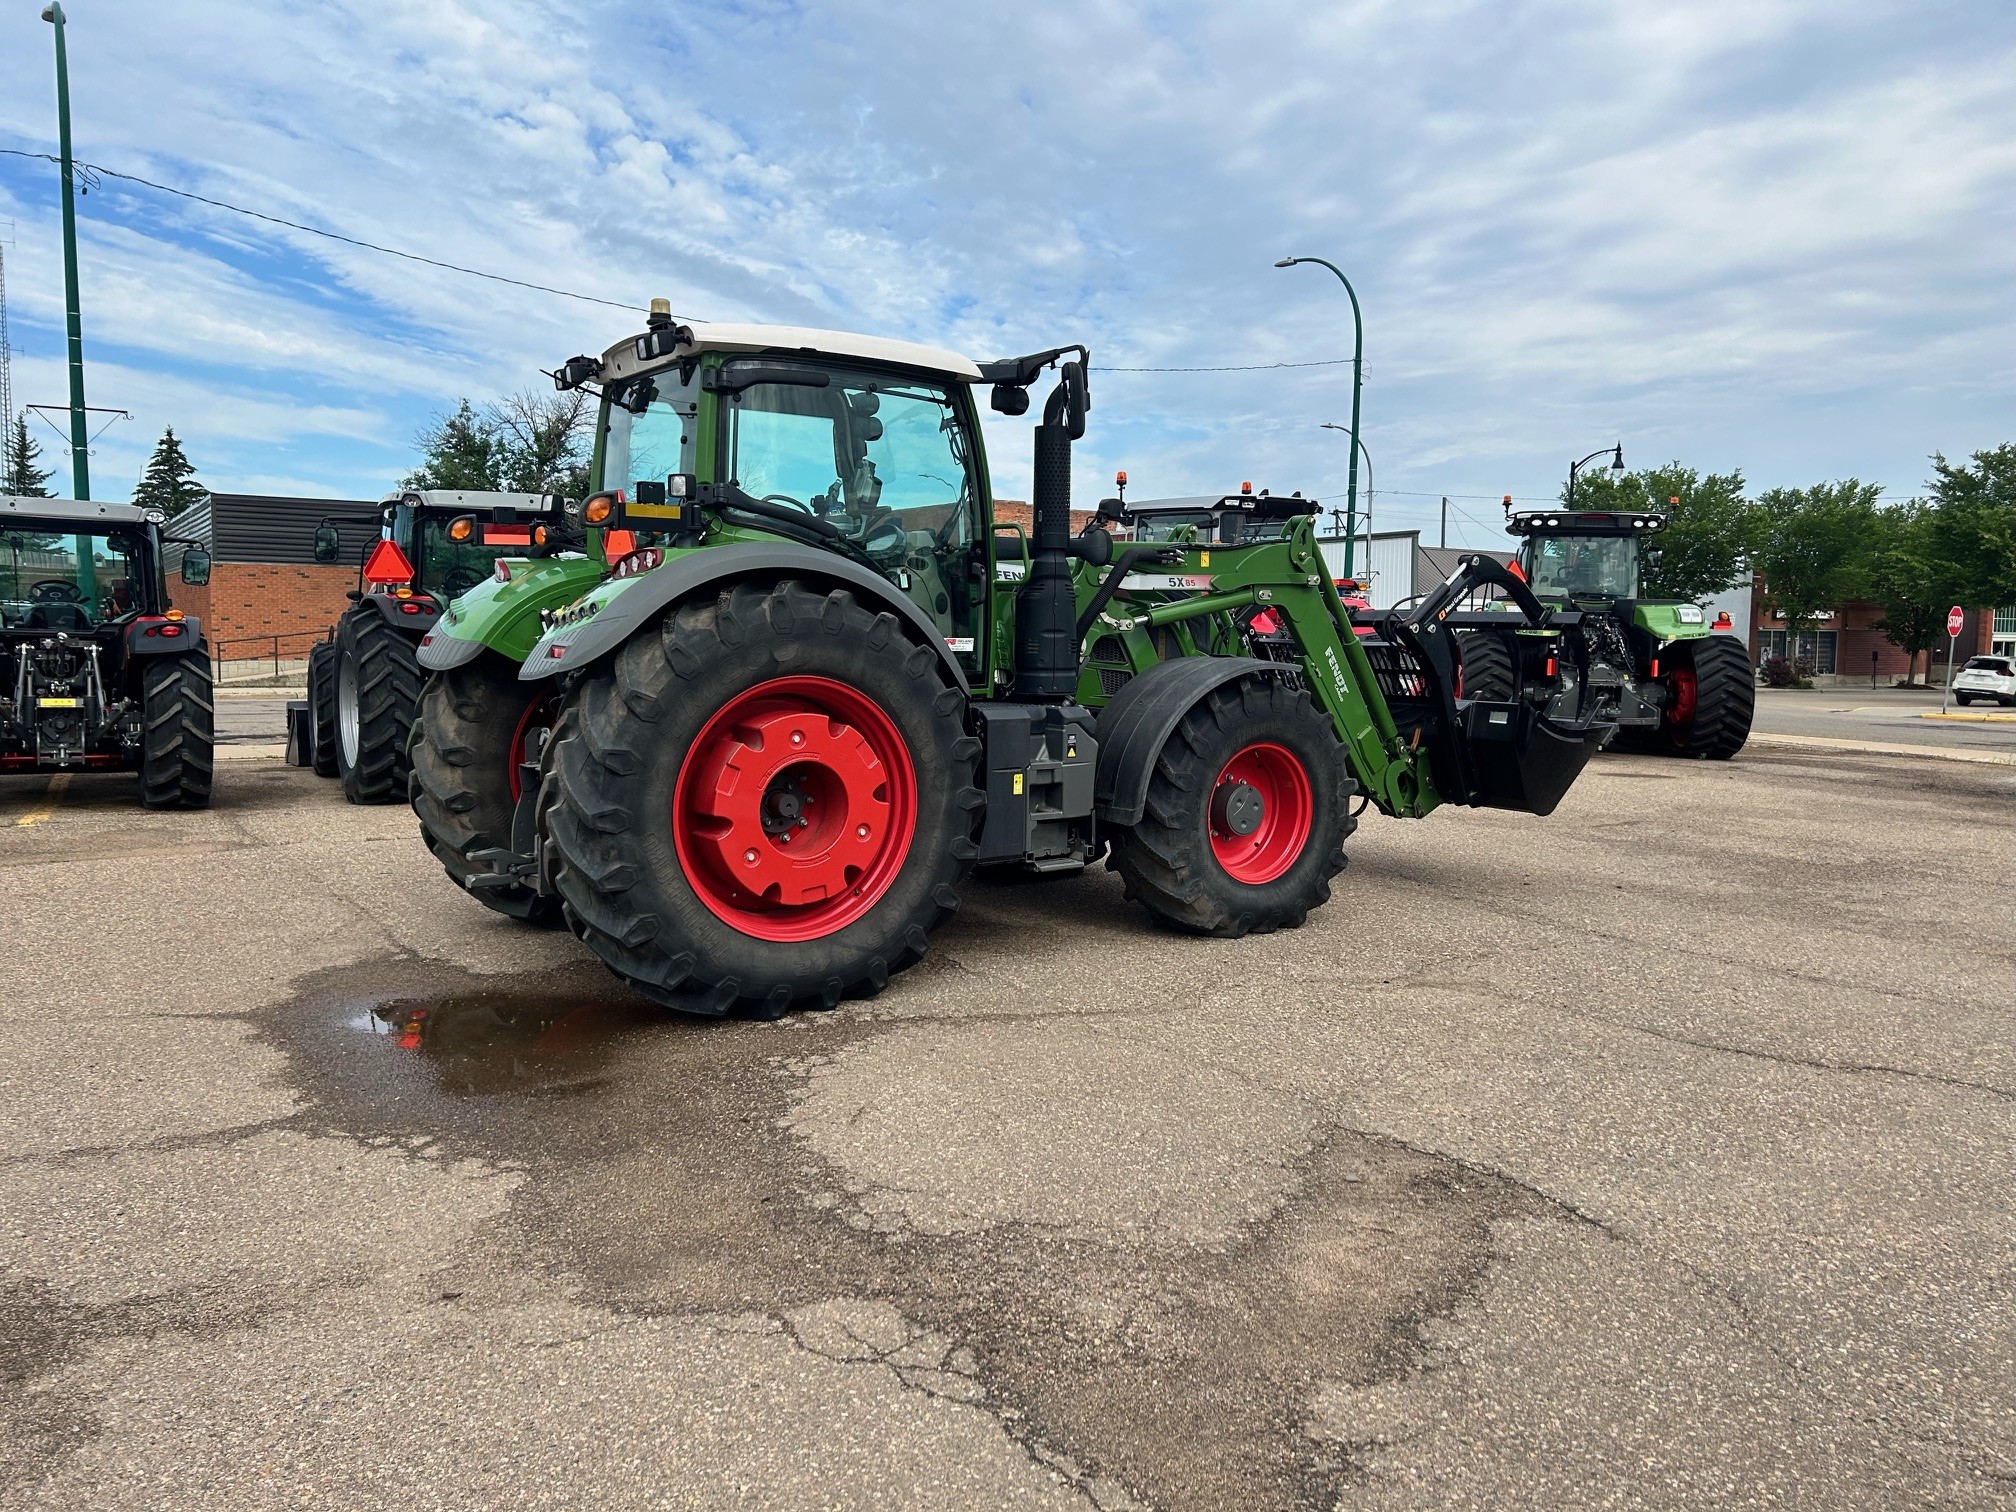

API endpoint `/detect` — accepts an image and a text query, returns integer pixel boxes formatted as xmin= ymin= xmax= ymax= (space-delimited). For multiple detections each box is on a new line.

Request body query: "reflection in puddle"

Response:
xmin=347 ymin=987 xmax=658 ymax=1097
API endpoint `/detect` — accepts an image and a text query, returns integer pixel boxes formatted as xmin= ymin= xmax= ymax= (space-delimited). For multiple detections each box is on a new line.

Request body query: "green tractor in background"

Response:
xmin=414 ymin=305 xmax=1628 ymax=1015
xmin=1456 ymin=507 xmax=1754 ymax=760
xmin=298 ymin=490 xmax=578 ymax=807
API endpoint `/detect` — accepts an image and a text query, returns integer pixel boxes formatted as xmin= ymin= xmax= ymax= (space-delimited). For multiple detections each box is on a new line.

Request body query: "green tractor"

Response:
xmin=421 ymin=306 xmax=1626 ymax=1015
xmin=297 ymin=489 xmax=574 ymax=806
xmin=1456 ymin=507 xmax=1754 ymax=760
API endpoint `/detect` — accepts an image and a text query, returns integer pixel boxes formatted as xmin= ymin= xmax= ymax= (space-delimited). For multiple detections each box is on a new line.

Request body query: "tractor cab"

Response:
xmin=1506 ymin=510 xmax=1667 ymax=606
xmin=1123 ymin=488 xmax=1309 ymax=546
xmin=313 ymin=490 xmax=571 ymax=611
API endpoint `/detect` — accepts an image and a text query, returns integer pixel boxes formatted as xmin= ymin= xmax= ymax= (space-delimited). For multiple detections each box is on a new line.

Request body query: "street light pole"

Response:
xmin=1275 ymin=255 xmax=1363 ymax=575
xmin=1566 ymin=442 xmax=1624 ymax=508
xmin=42 ymin=2 xmax=90 ymax=502
xmin=1318 ymin=421 xmax=1374 ymax=560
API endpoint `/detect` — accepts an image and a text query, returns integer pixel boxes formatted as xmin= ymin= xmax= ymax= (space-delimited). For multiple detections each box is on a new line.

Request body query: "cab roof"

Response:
xmin=3 ymin=495 xmax=163 ymax=527
xmin=380 ymin=489 xmax=555 ymax=514
xmin=599 ymin=317 xmax=983 ymax=388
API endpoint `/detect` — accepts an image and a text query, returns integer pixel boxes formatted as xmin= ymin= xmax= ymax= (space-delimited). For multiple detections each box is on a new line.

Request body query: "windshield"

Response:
xmin=1 ymin=524 xmax=153 ymax=629
xmin=1964 ymin=657 xmax=2011 ymax=674
xmin=1524 ymin=534 xmax=1640 ymax=598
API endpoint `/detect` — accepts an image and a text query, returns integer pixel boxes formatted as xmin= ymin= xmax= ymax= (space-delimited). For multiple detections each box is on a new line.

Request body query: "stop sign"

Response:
xmin=1948 ymin=605 xmax=1965 ymax=637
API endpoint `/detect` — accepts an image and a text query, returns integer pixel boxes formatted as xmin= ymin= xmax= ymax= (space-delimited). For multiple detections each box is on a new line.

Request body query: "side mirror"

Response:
xmin=312 ymin=524 xmax=340 ymax=563
xmin=179 ymin=545 xmax=212 ymax=586
xmin=1644 ymin=547 xmax=1664 ymax=569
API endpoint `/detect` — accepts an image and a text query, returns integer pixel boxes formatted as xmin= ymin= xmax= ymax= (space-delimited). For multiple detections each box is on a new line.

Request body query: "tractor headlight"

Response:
xmin=1676 ymin=605 xmax=1704 ymax=624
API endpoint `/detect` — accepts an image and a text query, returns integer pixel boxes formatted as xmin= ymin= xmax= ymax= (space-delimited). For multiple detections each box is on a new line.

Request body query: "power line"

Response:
xmin=1099 ymin=356 xmax=1355 ymax=373
xmin=0 ymin=147 xmax=647 ymax=313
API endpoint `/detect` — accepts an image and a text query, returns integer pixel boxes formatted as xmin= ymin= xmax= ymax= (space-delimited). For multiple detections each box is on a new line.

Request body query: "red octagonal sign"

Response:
xmin=1947 ymin=605 xmax=1965 ymax=637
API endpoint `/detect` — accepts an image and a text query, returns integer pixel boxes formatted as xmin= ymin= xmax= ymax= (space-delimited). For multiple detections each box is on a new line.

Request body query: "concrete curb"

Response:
xmin=1920 ymin=711 xmax=2016 ymax=724
xmin=1747 ymin=733 xmax=2016 ymax=767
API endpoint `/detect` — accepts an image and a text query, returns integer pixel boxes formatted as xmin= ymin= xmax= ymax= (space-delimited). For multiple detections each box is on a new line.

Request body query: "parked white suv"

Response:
xmin=1953 ymin=655 xmax=2016 ymax=707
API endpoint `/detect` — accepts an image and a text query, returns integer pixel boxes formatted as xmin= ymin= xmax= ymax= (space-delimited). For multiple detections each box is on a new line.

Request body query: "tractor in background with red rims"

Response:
xmin=297 ymin=490 xmax=569 ymax=803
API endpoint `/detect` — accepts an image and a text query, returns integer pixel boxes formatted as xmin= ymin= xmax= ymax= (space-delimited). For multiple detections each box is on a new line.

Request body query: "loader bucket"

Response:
xmin=1455 ymin=699 xmax=1607 ymax=816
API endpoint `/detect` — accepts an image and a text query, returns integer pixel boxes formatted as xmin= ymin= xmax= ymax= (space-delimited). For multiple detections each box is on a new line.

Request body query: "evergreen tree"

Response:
xmin=3 ymin=414 xmax=54 ymax=497
xmin=403 ymin=400 xmax=504 ymax=491
xmin=132 ymin=426 xmax=206 ymax=518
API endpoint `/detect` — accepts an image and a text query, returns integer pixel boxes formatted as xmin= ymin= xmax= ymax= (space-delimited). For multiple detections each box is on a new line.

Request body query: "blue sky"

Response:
xmin=0 ymin=0 xmax=2009 ymax=549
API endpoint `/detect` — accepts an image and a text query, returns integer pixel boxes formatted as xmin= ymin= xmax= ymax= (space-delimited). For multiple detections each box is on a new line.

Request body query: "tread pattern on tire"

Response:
xmin=337 ymin=605 xmax=423 ymax=804
xmin=1455 ymin=631 xmax=1517 ymax=701
xmin=140 ymin=654 xmax=214 ymax=810
xmin=1107 ymin=674 xmax=1353 ymax=938
xmin=540 ymin=580 xmax=983 ymax=1017
xmin=1664 ymin=635 xmax=1754 ymax=760
xmin=307 ymin=638 xmax=339 ymax=778
xmin=408 ymin=655 xmax=558 ymax=922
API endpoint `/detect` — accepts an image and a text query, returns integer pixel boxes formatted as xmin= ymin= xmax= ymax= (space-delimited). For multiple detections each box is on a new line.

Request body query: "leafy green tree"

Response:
xmin=3 ymin=414 xmax=54 ymax=497
xmin=1562 ymin=461 xmax=1755 ymax=601
xmin=1868 ymin=500 xmax=1948 ymax=684
xmin=1752 ymin=480 xmax=1882 ymax=672
xmin=131 ymin=426 xmax=206 ymax=519
xmin=1919 ymin=444 xmax=2016 ymax=611
xmin=403 ymin=390 xmax=593 ymax=495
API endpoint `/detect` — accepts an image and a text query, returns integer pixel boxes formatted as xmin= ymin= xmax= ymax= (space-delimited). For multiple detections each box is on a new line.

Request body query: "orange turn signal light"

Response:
xmin=583 ymin=491 xmax=620 ymax=526
xmin=164 ymin=608 xmax=185 ymax=621
xmin=531 ymin=524 xmax=549 ymax=546
xmin=446 ymin=515 xmax=476 ymax=542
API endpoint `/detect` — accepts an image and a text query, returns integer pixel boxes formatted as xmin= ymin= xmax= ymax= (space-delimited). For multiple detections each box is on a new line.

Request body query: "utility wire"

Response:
xmin=1099 ymin=356 xmax=1356 ymax=373
xmin=0 ymin=147 xmax=647 ymax=313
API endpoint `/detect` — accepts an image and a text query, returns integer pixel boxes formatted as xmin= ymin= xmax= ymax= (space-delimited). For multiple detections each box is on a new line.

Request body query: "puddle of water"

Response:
xmin=343 ymin=987 xmax=661 ymax=1097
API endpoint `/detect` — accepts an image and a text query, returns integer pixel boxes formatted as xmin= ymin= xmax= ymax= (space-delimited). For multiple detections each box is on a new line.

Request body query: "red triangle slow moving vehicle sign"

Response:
xmin=362 ymin=538 xmax=415 ymax=585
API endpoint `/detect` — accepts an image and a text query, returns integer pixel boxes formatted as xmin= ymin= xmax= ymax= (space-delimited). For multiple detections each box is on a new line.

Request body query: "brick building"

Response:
xmin=171 ymin=493 xmax=380 ymax=665
xmin=1748 ymin=584 xmax=1996 ymax=686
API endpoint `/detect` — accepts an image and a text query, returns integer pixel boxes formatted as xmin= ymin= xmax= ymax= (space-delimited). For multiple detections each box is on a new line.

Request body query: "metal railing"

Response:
xmin=209 ymin=627 xmax=328 ymax=684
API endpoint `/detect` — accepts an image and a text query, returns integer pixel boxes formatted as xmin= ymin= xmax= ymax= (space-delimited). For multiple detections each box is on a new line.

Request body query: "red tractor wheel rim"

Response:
xmin=507 ymin=693 xmax=559 ymax=802
xmin=1665 ymin=665 xmax=1699 ymax=743
xmin=1208 ymin=742 xmax=1314 ymax=885
xmin=673 ymin=676 xmax=918 ymax=942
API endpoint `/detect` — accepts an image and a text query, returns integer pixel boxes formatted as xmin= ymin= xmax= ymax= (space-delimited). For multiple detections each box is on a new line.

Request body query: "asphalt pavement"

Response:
xmin=1 ymin=741 xmax=2010 ymax=1508
xmin=1752 ymin=685 xmax=2016 ymax=755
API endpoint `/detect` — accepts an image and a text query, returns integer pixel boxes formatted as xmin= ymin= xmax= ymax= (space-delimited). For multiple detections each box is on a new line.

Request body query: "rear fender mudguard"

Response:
xmin=519 ymin=540 xmax=966 ymax=687
xmin=123 ymin=615 xmax=205 ymax=657
xmin=418 ymin=556 xmax=605 ymax=673
xmin=1093 ymin=654 xmax=1284 ymax=827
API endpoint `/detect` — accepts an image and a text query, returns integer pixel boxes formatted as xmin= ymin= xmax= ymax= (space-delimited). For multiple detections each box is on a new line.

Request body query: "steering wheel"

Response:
xmin=760 ymin=492 xmax=820 ymax=516
xmin=29 ymin=580 xmax=85 ymax=603
xmin=439 ymin=568 xmax=485 ymax=597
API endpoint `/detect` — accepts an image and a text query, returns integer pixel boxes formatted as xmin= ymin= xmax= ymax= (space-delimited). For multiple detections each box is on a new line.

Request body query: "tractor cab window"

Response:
xmin=1524 ymin=534 xmax=1639 ymax=599
xmin=1132 ymin=510 xmax=1215 ymax=543
xmin=597 ymin=369 xmax=700 ymax=502
xmin=0 ymin=525 xmax=149 ymax=630
xmin=416 ymin=514 xmax=505 ymax=598
xmin=719 ymin=359 xmax=984 ymax=671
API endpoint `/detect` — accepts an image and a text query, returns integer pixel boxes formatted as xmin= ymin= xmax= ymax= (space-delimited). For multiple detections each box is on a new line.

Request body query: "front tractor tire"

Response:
xmin=541 ymin=581 xmax=982 ymax=1018
xmin=139 ymin=653 xmax=214 ymax=810
xmin=334 ymin=605 xmax=423 ymax=804
xmin=409 ymin=656 xmax=559 ymax=923
xmin=1647 ymin=635 xmax=1754 ymax=760
xmin=1108 ymin=675 xmax=1354 ymax=937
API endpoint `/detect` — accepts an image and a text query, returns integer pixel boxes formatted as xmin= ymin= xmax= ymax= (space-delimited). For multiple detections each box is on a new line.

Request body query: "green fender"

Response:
xmin=416 ymin=554 xmax=608 ymax=672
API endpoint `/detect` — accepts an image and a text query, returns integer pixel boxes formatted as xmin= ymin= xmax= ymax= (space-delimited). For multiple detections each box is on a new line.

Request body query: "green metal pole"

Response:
xmin=44 ymin=3 xmax=95 ymax=608
xmin=44 ymin=3 xmax=90 ymax=505
xmin=1276 ymin=256 xmax=1363 ymax=576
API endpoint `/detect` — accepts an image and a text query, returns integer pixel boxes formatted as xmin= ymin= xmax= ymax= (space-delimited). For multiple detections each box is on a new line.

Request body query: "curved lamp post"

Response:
xmin=1275 ymin=255 xmax=1363 ymax=574
xmin=1567 ymin=442 xmax=1624 ymax=507
xmin=1318 ymin=422 xmax=1374 ymax=549
xmin=41 ymin=2 xmax=90 ymax=502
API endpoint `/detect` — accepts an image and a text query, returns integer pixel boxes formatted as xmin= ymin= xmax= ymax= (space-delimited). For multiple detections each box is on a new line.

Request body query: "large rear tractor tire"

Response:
xmin=1455 ymin=631 xmax=1517 ymax=701
xmin=139 ymin=653 xmax=214 ymax=810
xmin=409 ymin=656 xmax=560 ymax=924
xmin=1651 ymin=635 xmax=1754 ymax=760
xmin=306 ymin=637 xmax=339 ymax=778
xmin=541 ymin=580 xmax=983 ymax=1018
xmin=1107 ymin=675 xmax=1354 ymax=937
xmin=335 ymin=605 xmax=423 ymax=804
